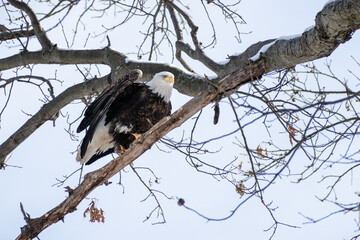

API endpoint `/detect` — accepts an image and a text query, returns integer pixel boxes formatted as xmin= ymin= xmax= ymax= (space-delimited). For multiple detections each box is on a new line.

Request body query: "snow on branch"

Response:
xmin=222 ymin=0 xmax=360 ymax=76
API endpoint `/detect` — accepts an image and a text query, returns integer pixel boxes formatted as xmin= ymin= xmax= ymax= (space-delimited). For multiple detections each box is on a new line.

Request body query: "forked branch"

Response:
xmin=8 ymin=0 xmax=53 ymax=50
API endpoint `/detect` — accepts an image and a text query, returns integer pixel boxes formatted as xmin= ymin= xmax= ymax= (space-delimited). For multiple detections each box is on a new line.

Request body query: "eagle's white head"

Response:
xmin=146 ymin=71 xmax=174 ymax=103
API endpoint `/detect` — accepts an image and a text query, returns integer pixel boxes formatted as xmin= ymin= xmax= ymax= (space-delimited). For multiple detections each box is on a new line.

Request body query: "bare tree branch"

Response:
xmin=0 ymin=28 xmax=35 ymax=41
xmin=165 ymin=0 xmax=223 ymax=74
xmin=165 ymin=2 xmax=196 ymax=73
xmin=8 ymin=0 xmax=53 ymax=50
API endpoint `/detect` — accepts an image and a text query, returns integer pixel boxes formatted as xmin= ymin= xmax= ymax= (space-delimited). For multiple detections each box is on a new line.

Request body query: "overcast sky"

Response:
xmin=1 ymin=1 xmax=360 ymax=239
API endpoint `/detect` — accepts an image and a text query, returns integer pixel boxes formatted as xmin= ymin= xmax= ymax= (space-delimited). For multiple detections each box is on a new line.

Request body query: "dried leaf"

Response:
xmin=238 ymin=161 xmax=243 ymax=170
xmin=235 ymin=183 xmax=245 ymax=196
xmin=256 ymin=145 xmax=268 ymax=158
xmin=83 ymin=200 xmax=105 ymax=223
xmin=288 ymin=125 xmax=296 ymax=136
xmin=288 ymin=125 xmax=296 ymax=145
xmin=256 ymin=145 xmax=263 ymax=157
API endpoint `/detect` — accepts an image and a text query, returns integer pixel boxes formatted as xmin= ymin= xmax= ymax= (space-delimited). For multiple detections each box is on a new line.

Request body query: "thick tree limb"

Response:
xmin=15 ymin=60 xmax=266 ymax=240
xmin=0 ymin=48 xmax=123 ymax=71
xmin=221 ymin=0 xmax=360 ymax=76
xmin=0 ymin=47 xmax=206 ymax=95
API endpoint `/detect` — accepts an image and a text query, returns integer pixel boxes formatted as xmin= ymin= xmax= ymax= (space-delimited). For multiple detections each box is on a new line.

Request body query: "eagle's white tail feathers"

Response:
xmin=76 ymin=117 xmax=114 ymax=164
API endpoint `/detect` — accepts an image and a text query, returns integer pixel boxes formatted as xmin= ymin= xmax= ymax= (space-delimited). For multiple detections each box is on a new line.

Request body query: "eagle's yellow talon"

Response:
xmin=132 ymin=133 xmax=141 ymax=144
xmin=119 ymin=145 xmax=126 ymax=154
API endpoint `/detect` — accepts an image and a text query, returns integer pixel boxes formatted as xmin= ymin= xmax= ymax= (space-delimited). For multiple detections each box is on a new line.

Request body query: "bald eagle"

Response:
xmin=76 ymin=69 xmax=174 ymax=165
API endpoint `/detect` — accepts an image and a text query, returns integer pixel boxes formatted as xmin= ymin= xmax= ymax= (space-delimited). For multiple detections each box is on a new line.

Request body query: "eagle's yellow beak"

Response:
xmin=164 ymin=75 xmax=174 ymax=84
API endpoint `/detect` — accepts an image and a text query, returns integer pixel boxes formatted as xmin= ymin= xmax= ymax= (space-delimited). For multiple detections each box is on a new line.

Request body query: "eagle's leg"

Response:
xmin=119 ymin=145 xmax=126 ymax=154
xmin=131 ymin=133 xmax=141 ymax=144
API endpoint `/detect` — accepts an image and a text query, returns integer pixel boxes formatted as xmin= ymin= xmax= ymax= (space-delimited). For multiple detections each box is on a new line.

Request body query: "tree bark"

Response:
xmin=217 ymin=0 xmax=360 ymax=76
